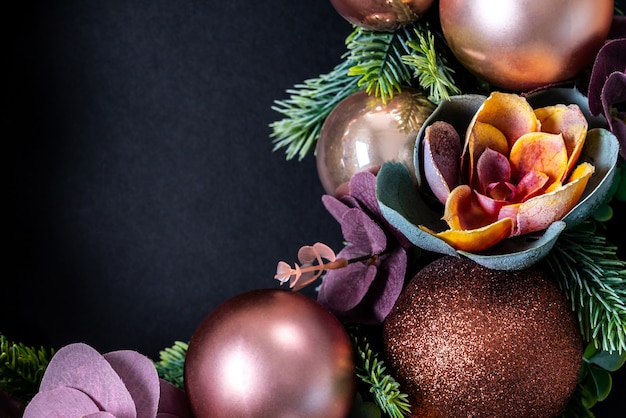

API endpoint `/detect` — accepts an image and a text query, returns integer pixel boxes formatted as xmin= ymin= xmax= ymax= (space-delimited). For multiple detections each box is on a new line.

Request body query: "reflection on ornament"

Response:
xmin=330 ymin=0 xmax=434 ymax=31
xmin=439 ymin=0 xmax=614 ymax=91
xmin=384 ymin=256 xmax=582 ymax=418
xmin=316 ymin=89 xmax=434 ymax=196
xmin=184 ymin=289 xmax=355 ymax=418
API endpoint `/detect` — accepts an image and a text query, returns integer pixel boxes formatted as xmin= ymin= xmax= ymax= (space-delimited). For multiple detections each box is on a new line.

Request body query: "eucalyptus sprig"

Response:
xmin=350 ymin=331 xmax=412 ymax=418
xmin=543 ymin=221 xmax=626 ymax=354
xmin=0 ymin=334 xmax=54 ymax=401
xmin=154 ymin=340 xmax=188 ymax=390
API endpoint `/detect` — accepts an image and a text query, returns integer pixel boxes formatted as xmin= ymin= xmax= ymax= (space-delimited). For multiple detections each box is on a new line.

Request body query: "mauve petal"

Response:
xmin=474 ymin=191 xmax=507 ymax=217
xmin=104 ymin=350 xmax=160 ymax=418
xmin=158 ymin=380 xmax=192 ymax=417
xmin=368 ymin=248 xmax=407 ymax=323
xmin=443 ymin=185 xmax=497 ymax=230
xmin=40 ymin=343 xmax=136 ymax=418
xmin=340 ymin=208 xmax=387 ymax=254
xmin=318 ymin=261 xmax=377 ymax=313
xmin=476 ymin=148 xmax=510 ymax=193
xmin=589 ymin=39 xmax=626 ymax=115
xmin=423 ymin=121 xmax=461 ymax=203
xmin=348 ymin=171 xmax=382 ymax=218
xmin=23 ymin=387 xmax=100 ymax=418
xmin=321 ymin=195 xmax=351 ymax=224
xmin=514 ymin=171 xmax=549 ymax=202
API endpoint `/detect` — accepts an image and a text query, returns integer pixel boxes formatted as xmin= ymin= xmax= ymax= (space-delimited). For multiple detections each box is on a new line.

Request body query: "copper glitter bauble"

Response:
xmin=330 ymin=0 xmax=434 ymax=31
xmin=439 ymin=0 xmax=614 ymax=91
xmin=383 ymin=256 xmax=582 ymax=418
xmin=316 ymin=89 xmax=434 ymax=196
xmin=184 ymin=289 xmax=356 ymax=418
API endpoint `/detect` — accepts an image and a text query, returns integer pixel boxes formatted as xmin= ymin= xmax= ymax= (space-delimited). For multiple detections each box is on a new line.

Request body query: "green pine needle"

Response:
xmin=543 ymin=222 xmax=626 ymax=354
xmin=154 ymin=340 xmax=188 ymax=390
xmin=0 ymin=334 xmax=54 ymax=401
xmin=351 ymin=332 xmax=412 ymax=418
xmin=402 ymin=27 xmax=461 ymax=103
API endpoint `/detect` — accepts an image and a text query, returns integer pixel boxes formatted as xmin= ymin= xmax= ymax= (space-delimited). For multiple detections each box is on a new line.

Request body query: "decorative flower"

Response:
xmin=587 ymin=16 xmax=625 ymax=159
xmin=23 ymin=343 xmax=191 ymax=418
xmin=377 ymin=88 xmax=619 ymax=270
xmin=318 ymin=171 xmax=409 ymax=324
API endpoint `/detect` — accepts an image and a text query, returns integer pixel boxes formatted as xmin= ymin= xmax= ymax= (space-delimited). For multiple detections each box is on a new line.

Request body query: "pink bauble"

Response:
xmin=184 ymin=289 xmax=356 ymax=418
xmin=330 ymin=0 xmax=434 ymax=31
xmin=439 ymin=0 xmax=614 ymax=91
xmin=316 ymin=89 xmax=434 ymax=196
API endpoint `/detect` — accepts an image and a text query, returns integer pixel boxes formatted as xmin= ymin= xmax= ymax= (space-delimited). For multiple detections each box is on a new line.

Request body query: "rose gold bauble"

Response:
xmin=439 ymin=0 xmax=614 ymax=91
xmin=383 ymin=256 xmax=582 ymax=418
xmin=316 ymin=89 xmax=434 ymax=196
xmin=184 ymin=289 xmax=356 ymax=418
xmin=330 ymin=0 xmax=434 ymax=31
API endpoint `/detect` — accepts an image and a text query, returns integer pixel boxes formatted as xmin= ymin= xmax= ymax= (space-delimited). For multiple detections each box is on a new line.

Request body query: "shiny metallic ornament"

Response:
xmin=330 ymin=0 xmax=434 ymax=31
xmin=384 ymin=256 xmax=582 ymax=418
xmin=184 ymin=289 xmax=356 ymax=418
xmin=316 ymin=89 xmax=434 ymax=196
xmin=439 ymin=0 xmax=614 ymax=91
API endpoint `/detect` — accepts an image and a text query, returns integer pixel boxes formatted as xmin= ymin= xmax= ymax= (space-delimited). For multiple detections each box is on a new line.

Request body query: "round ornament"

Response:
xmin=330 ymin=0 xmax=434 ymax=31
xmin=316 ymin=89 xmax=434 ymax=196
xmin=439 ymin=0 xmax=614 ymax=91
xmin=383 ymin=256 xmax=582 ymax=418
xmin=184 ymin=289 xmax=356 ymax=418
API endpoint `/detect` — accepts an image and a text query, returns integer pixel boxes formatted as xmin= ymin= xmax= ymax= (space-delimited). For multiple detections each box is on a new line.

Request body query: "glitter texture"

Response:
xmin=383 ymin=256 xmax=582 ymax=418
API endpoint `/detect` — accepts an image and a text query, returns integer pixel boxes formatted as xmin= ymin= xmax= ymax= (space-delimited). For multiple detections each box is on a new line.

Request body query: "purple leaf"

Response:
xmin=40 ymin=343 xmax=136 ymax=418
xmin=588 ymin=39 xmax=626 ymax=116
xmin=321 ymin=194 xmax=350 ymax=224
xmin=157 ymin=379 xmax=192 ymax=418
xmin=340 ymin=208 xmax=387 ymax=254
xmin=368 ymin=248 xmax=407 ymax=322
xmin=348 ymin=171 xmax=383 ymax=218
xmin=104 ymin=350 xmax=160 ymax=418
xmin=84 ymin=413 xmax=118 ymax=417
xmin=23 ymin=387 xmax=101 ymax=417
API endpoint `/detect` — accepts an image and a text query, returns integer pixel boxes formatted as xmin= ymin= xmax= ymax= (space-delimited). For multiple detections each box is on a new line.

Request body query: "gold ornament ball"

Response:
xmin=439 ymin=0 xmax=614 ymax=91
xmin=185 ymin=289 xmax=356 ymax=418
xmin=383 ymin=256 xmax=582 ymax=418
xmin=330 ymin=0 xmax=435 ymax=31
xmin=316 ymin=89 xmax=434 ymax=196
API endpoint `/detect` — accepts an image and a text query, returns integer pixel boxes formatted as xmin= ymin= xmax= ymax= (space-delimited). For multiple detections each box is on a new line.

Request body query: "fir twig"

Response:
xmin=0 ymin=334 xmax=54 ymax=401
xmin=351 ymin=332 xmax=411 ymax=418
xmin=345 ymin=25 xmax=416 ymax=102
xmin=154 ymin=340 xmax=188 ymax=390
xmin=402 ymin=26 xmax=461 ymax=103
xmin=543 ymin=222 xmax=626 ymax=354
xmin=270 ymin=59 xmax=361 ymax=160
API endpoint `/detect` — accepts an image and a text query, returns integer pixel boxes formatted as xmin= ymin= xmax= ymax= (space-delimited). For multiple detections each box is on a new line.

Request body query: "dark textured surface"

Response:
xmin=4 ymin=1 xmax=625 ymax=416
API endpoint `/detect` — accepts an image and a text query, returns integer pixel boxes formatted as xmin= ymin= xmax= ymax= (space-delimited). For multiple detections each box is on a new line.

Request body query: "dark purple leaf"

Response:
xmin=23 ymin=387 xmax=101 ymax=417
xmin=157 ymin=380 xmax=192 ymax=418
xmin=340 ymin=208 xmax=387 ymax=254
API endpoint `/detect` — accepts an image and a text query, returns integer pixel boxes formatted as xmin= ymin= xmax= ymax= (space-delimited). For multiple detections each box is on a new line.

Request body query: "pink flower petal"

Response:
xmin=476 ymin=147 xmax=511 ymax=194
xmin=423 ymin=121 xmax=461 ymax=204
xmin=23 ymin=387 xmax=100 ymax=417
xmin=104 ymin=350 xmax=160 ymax=418
xmin=40 ymin=343 xmax=136 ymax=418
xmin=514 ymin=171 xmax=549 ymax=202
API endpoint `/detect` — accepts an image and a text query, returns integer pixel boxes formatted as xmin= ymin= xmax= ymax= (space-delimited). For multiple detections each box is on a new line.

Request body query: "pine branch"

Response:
xmin=543 ymin=222 xmax=626 ymax=354
xmin=345 ymin=25 xmax=416 ymax=102
xmin=402 ymin=26 xmax=461 ymax=103
xmin=154 ymin=340 xmax=188 ymax=390
xmin=350 ymin=331 xmax=412 ymax=418
xmin=0 ymin=334 xmax=53 ymax=401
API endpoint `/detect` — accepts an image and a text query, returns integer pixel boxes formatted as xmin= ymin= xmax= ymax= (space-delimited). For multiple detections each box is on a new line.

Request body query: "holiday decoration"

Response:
xmin=316 ymin=89 xmax=434 ymax=195
xmin=184 ymin=289 xmax=356 ymax=418
xmin=22 ymin=343 xmax=191 ymax=418
xmin=383 ymin=256 xmax=583 ymax=418
xmin=330 ymin=0 xmax=434 ymax=31
xmin=377 ymin=88 xmax=619 ymax=270
xmin=439 ymin=0 xmax=614 ymax=91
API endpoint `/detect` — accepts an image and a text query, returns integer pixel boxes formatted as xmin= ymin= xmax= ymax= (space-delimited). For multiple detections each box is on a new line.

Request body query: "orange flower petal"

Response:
xmin=424 ymin=217 xmax=514 ymax=253
xmin=513 ymin=162 xmax=595 ymax=236
xmin=534 ymin=104 xmax=588 ymax=180
xmin=443 ymin=185 xmax=498 ymax=230
xmin=509 ymin=132 xmax=568 ymax=187
xmin=465 ymin=121 xmax=509 ymax=188
xmin=469 ymin=92 xmax=540 ymax=149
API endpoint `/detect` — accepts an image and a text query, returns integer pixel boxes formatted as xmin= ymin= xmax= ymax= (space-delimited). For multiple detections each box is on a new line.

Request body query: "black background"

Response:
xmin=5 ymin=0 xmax=624 ymax=415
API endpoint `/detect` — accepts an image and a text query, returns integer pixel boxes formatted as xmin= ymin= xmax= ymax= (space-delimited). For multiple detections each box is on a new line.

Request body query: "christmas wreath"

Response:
xmin=2 ymin=1 xmax=625 ymax=417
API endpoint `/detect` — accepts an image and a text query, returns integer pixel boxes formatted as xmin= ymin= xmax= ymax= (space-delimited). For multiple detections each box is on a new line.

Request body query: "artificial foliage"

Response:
xmin=154 ymin=340 xmax=188 ymax=390
xmin=0 ymin=334 xmax=53 ymax=401
xmin=544 ymin=221 xmax=626 ymax=354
